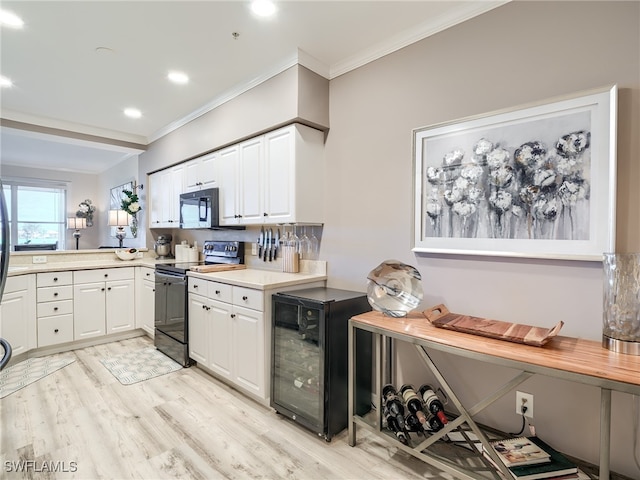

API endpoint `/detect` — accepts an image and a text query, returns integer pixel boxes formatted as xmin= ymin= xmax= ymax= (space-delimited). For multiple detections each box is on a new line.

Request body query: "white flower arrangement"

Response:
xmin=121 ymin=189 xmax=141 ymax=216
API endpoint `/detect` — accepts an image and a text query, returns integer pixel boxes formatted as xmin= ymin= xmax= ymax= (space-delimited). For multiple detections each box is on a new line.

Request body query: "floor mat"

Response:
xmin=100 ymin=347 xmax=182 ymax=385
xmin=0 ymin=355 xmax=76 ymax=399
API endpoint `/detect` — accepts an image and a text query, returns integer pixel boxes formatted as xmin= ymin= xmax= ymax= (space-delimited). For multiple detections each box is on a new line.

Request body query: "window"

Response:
xmin=2 ymin=178 xmax=67 ymax=250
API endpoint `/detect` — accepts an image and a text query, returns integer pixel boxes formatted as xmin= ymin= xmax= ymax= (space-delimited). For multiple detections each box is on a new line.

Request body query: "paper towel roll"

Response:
xmin=175 ymin=244 xmax=185 ymax=262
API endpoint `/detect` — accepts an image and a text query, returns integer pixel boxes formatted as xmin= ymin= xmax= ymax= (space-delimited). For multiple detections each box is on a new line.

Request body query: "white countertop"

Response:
xmin=7 ymin=257 xmax=163 ymax=275
xmin=187 ymin=268 xmax=326 ymax=290
xmin=8 ymin=256 xmax=326 ymax=290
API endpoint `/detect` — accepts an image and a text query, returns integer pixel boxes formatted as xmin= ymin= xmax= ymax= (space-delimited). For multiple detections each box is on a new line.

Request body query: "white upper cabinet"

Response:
xmin=149 ymin=164 xmax=185 ymax=228
xmin=263 ymin=124 xmax=325 ymax=224
xmin=149 ymin=123 xmax=325 ymax=229
xmin=219 ymin=124 xmax=325 ymax=226
xmin=218 ymin=145 xmax=241 ymax=225
xmin=238 ymin=137 xmax=265 ymax=224
xmin=184 ymin=152 xmax=217 ymax=193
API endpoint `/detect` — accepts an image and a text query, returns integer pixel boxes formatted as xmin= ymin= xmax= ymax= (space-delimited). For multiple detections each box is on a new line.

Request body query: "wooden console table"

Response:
xmin=347 ymin=310 xmax=640 ymax=480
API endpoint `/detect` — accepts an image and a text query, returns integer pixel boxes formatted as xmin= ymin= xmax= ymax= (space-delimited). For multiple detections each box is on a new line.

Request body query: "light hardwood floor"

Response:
xmin=1 ymin=336 xmax=457 ymax=480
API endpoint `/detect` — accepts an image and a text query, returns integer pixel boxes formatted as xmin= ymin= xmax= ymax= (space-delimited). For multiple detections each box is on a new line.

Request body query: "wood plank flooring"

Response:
xmin=0 ymin=336 xmax=456 ymax=479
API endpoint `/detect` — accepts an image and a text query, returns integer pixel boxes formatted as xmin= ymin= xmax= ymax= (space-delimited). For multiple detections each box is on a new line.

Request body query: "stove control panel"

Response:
xmin=203 ymin=240 xmax=244 ymax=264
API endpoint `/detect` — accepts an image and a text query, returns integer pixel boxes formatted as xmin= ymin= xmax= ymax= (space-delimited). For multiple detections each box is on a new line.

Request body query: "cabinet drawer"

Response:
xmin=74 ymin=267 xmax=134 ymax=283
xmin=4 ymin=275 xmax=30 ymax=294
xmin=38 ymin=314 xmax=74 ymax=347
xmin=38 ymin=299 xmax=73 ymax=318
xmin=233 ymin=286 xmax=263 ymax=311
xmin=37 ymin=271 xmax=73 ymax=287
xmin=37 ymin=285 xmax=73 ymax=302
xmin=139 ymin=267 xmax=155 ymax=281
xmin=208 ymin=282 xmax=233 ymax=303
xmin=189 ymin=278 xmax=209 ymax=296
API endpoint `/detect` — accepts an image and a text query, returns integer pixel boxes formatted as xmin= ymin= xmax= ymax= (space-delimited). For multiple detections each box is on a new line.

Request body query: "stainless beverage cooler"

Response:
xmin=271 ymin=287 xmax=372 ymax=441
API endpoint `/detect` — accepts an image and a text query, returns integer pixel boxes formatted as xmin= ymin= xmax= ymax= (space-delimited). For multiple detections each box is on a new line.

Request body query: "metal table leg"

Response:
xmin=600 ymin=388 xmax=611 ymax=480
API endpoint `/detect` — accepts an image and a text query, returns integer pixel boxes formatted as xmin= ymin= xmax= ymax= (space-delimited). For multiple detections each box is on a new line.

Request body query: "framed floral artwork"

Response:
xmin=412 ymin=85 xmax=617 ymax=261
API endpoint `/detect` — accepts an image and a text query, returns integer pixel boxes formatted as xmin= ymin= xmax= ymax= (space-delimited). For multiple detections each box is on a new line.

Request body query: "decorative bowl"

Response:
xmin=115 ymin=248 xmax=138 ymax=261
xmin=366 ymin=260 xmax=423 ymax=317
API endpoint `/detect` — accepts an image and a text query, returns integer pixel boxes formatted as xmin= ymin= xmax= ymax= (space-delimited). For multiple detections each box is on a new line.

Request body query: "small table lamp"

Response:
xmin=108 ymin=210 xmax=131 ymax=248
xmin=67 ymin=217 xmax=87 ymax=250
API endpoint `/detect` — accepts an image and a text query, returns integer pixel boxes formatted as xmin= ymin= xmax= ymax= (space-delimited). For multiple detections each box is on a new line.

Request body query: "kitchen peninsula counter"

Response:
xmin=6 ymin=249 xmax=162 ymax=276
xmin=187 ymin=267 xmax=327 ymax=290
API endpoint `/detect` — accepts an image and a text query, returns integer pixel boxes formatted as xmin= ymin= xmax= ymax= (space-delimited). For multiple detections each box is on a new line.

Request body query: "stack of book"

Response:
xmin=484 ymin=436 xmax=584 ymax=480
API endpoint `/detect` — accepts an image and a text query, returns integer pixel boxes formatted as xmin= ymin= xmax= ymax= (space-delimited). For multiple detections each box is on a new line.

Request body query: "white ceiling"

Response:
xmin=0 ymin=0 xmax=507 ymax=174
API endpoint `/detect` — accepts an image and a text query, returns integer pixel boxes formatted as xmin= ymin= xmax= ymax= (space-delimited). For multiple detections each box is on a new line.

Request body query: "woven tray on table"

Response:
xmin=422 ymin=304 xmax=564 ymax=347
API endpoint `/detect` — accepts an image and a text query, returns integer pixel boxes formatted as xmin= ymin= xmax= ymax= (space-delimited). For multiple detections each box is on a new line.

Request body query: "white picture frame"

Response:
xmin=412 ymin=85 xmax=617 ymax=261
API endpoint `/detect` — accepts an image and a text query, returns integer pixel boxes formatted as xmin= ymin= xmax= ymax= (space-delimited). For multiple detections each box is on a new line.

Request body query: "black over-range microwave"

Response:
xmin=179 ymin=188 xmax=219 ymax=229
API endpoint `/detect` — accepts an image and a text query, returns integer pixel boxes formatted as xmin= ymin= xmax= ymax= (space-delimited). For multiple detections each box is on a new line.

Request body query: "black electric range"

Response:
xmin=154 ymin=240 xmax=244 ymax=366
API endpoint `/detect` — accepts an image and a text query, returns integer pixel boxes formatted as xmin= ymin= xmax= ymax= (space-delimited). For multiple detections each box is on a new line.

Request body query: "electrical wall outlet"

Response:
xmin=32 ymin=255 xmax=47 ymax=264
xmin=516 ymin=391 xmax=534 ymax=418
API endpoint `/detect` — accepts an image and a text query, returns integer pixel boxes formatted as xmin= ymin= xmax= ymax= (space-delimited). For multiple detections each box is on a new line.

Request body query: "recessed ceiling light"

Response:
xmin=0 ymin=9 xmax=24 ymax=28
xmin=124 ymin=108 xmax=142 ymax=119
xmin=251 ymin=0 xmax=276 ymax=17
xmin=168 ymin=71 xmax=189 ymax=85
xmin=0 ymin=76 xmax=12 ymax=88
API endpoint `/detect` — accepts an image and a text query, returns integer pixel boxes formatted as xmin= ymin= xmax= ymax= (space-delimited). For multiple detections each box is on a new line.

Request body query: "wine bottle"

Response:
xmin=418 ymin=384 xmax=448 ymax=425
xmin=383 ymin=409 xmax=409 ymax=445
xmin=425 ymin=413 xmax=444 ymax=432
xmin=404 ymin=413 xmax=424 ymax=434
xmin=381 ymin=384 xmax=407 ymax=434
xmin=399 ymin=384 xmax=428 ymax=428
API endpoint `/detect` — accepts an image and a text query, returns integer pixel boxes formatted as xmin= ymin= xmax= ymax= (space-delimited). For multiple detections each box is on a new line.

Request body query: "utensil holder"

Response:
xmin=603 ymin=253 xmax=640 ymax=355
xmin=282 ymin=245 xmax=299 ymax=273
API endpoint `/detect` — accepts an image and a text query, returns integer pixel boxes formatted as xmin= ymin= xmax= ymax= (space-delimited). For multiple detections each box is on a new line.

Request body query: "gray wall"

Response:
xmin=325 ymin=1 xmax=639 ymax=476
xmin=139 ymin=64 xmax=330 ymax=175
xmin=135 ymin=1 xmax=639 ymax=475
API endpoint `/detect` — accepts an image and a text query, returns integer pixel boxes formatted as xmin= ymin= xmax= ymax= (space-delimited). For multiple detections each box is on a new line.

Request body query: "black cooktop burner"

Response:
xmin=155 ymin=261 xmax=206 ymax=275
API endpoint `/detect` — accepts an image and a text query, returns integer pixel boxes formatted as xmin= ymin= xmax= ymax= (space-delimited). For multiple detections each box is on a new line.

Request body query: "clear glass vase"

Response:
xmin=602 ymin=253 xmax=640 ymax=354
xmin=130 ymin=214 xmax=138 ymax=238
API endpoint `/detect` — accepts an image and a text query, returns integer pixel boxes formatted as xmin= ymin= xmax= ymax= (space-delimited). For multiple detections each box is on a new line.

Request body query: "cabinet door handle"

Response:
xmin=146 ymin=273 xmax=150 ymax=277
xmin=54 ymin=292 xmax=58 ymax=296
xmin=230 ymin=313 xmax=236 ymax=318
xmin=107 ymin=287 xmax=112 ymax=291
xmin=215 ymin=290 xmax=221 ymax=295
xmin=242 ymin=296 xmax=248 ymax=301
xmin=193 ymin=284 xmax=198 ymax=289
xmin=54 ymin=307 xmax=58 ymax=311
xmin=202 ymin=304 xmax=207 ymax=310
xmin=54 ymin=329 xmax=59 ymax=333
xmin=53 ymin=277 xmax=58 ymax=282
xmin=104 ymin=274 xmax=108 ymax=278
xmin=101 ymin=288 xmax=105 ymax=291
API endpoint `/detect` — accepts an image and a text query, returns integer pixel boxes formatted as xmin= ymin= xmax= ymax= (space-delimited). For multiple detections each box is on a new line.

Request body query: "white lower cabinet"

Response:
xmin=230 ymin=304 xmax=264 ymax=395
xmin=0 ymin=274 xmax=37 ymax=356
xmin=37 ymin=272 xmax=74 ymax=347
xmin=188 ymin=277 xmax=325 ymax=404
xmin=74 ymin=268 xmax=135 ymax=340
xmin=188 ymin=292 xmax=210 ymax=365
xmin=208 ymin=299 xmax=233 ymax=380
xmin=188 ymin=278 xmax=265 ymax=400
